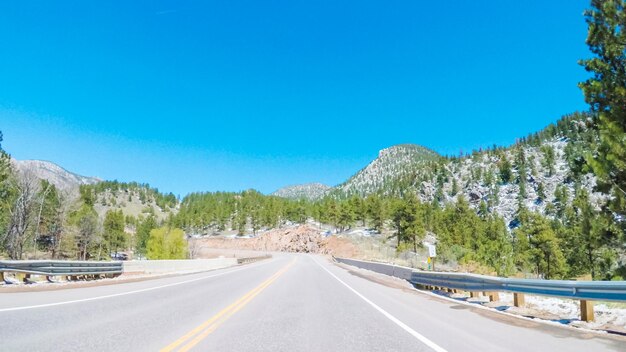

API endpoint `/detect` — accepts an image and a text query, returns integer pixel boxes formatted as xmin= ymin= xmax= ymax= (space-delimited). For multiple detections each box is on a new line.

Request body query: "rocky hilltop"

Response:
xmin=335 ymin=144 xmax=440 ymax=196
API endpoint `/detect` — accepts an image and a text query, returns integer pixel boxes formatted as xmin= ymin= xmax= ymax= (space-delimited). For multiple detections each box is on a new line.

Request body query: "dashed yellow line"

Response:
xmin=161 ymin=258 xmax=296 ymax=352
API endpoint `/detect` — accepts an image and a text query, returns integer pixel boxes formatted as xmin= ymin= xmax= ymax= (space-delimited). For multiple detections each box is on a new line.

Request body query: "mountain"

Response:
xmin=272 ymin=183 xmax=331 ymax=201
xmin=272 ymin=113 xmax=604 ymax=229
xmin=11 ymin=159 xmax=101 ymax=192
xmin=337 ymin=113 xmax=603 ymax=227
xmin=334 ymin=144 xmax=441 ymax=196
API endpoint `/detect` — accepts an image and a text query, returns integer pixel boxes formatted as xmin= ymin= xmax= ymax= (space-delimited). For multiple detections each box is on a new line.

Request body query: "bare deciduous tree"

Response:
xmin=4 ymin=171 xmax=40 ymax=259
xmin=187 ymin=236 xmax=204 ymax=259
xmin=76 ymin=210 xmax=100 ymax=261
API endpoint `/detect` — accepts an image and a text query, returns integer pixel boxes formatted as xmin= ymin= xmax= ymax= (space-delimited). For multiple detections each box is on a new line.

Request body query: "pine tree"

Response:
xmin=136 ymin=215 xmax=157 ymax=257
xmin=390 ymin=198 xmax=407 ymax=249
xmin=540 ymin=145 xmax=556 ymax=176
xmin=349 ymin=196 xmax=367 ymax=226
xmin=515 ymin=213 xmax=567 ymax=279
xmin=103 ymin=210 xmax=126 ymax=256
xmin=580 ymin=0 xmax=626 ymax=218
xmin=479 ymin=215 xmax=514 ymax=276
xmin=337 ymin=201 xmax=355 ymax=232
xmin=403 ymin=193 xmax=425 ymax=253
xmin=365 ymin=194 xmax=385 ymax=232
xmin=450 ymin=178 xmax=459 ymax=196
xmin=515 ymin=147 xmax=528 ymax=199
xmin=498 ymin=156 xmax=513 ymax=184
xmin=72 ymin=205 xmax=100 ymax=260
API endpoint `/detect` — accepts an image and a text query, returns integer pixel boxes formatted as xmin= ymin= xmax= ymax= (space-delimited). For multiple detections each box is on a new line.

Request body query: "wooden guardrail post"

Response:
xmin=488 ymin=292 xmax=500 ymax=302
xmin=514 ymin=293 xmax=525 ymax=307
xmin=16 ymin=272 xmax=26 ymax=283
xmin=580 ymin=300 xmax=594 ymax=322
xmin=0 ymin=272 xmax=4 ymax=282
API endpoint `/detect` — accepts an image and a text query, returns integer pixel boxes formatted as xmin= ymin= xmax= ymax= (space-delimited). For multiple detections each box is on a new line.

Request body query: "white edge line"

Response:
xmin=313 ymin=257 xmax=448 ymax=352
xmin=0 ymin=259 xmax=274 ymax=313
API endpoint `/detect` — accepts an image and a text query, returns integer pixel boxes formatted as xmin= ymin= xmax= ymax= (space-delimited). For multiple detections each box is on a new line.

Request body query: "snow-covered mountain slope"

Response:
xmin=410 ymin=138 xmax=606 ymax=228
xmin=275 ymin=114 xmax=604 ymax=228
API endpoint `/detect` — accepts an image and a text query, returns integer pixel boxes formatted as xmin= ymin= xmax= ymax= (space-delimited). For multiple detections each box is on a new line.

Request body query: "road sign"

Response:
xmin=427 ymin=244 xmax=437 ymax=258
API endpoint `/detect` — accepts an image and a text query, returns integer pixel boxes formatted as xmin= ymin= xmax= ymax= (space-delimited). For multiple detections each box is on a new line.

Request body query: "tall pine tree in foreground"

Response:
xmin=580 ymin=0 xmax=626 ymax=217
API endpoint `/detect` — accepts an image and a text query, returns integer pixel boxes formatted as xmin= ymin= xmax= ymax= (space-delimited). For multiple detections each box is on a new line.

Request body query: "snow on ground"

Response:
xmin=437 ymin=289 xmax=626 ymax=333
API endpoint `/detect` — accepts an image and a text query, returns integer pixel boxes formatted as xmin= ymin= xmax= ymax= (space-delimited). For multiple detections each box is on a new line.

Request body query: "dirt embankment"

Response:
xmin=194 ymin=225 xmax=359 ymax=257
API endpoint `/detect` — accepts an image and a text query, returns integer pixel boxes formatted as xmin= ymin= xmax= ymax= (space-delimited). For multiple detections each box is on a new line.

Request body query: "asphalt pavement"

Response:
xmin=1 ymin=254 xmax=623 ymax=351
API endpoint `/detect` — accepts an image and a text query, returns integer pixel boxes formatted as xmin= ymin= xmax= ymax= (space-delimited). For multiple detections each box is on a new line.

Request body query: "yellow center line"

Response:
xmin=161 ymin=258 xmax=296 ymax=352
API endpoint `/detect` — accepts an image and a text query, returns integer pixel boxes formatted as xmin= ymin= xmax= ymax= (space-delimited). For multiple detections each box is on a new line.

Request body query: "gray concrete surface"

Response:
xmin=0 ymin=254 xmax=623 ymax=351
xmin=122 ymin=257 xmax=238 ymax=274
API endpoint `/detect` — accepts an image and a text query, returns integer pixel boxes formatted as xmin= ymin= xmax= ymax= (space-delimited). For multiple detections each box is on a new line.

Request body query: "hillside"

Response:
xmin=333 ymin=144 xmax=441 ymax=197
xmin=80 ymin=181 xmax=178 ymax=222
xmin=272 ymin=183 xmax=331 ymax=200
xmin=9 ymin=159 xmax=176 ymax=222
xmin=11 ymin=159 xmax=101 ymax=193
xmin=345 ymin=113 xmax=602 ymax=228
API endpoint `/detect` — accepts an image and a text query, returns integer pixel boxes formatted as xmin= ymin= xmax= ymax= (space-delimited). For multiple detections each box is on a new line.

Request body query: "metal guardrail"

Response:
xmin=1 ymin=256 xmax=270 ymax=283
xmin=410 ymin=271 xmax=626 ymax=302
xmin=333 ymin=257 xmax=414 ymax=280
xmin=335 ymin=257 xmax=626 ymax=322
xmin=0 ymin=260 xmax=123 ymax=281
xmin=237 ymin=255 xmax=272 ymax=265
xmin=335 ymin=257 xmax=626 ymax=302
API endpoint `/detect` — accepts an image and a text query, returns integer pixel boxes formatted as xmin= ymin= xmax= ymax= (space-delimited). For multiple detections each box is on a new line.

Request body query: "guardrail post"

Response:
xmin=488 ymin=292 xmax=500 ymax=302
xmin=514 ymin=293 xmax=525 ymax=307
xmin=16 ymin=272 xmax=26 ymax=283
xmin=580 ymin=300 xmax=594 ymax=322
xmin=0 ymin=272 xmax=4 ymax=282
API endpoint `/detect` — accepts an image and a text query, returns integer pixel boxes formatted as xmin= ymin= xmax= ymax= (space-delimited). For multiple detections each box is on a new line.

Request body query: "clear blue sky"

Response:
xmin=0 ymin=1 xmax=591 ymax=196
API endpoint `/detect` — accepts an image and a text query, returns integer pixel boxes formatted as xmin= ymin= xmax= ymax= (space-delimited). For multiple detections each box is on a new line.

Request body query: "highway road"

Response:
xmin=1 ymin=254 xmax=624 ymax=351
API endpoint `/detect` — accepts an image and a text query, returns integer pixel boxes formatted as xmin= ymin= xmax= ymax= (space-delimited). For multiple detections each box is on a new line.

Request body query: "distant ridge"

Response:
xmin=11 ymin=159 xmax=101 ymax=192
xmin=272 ymin=183 xmax=331 ymax=201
